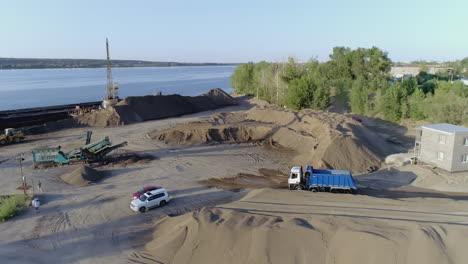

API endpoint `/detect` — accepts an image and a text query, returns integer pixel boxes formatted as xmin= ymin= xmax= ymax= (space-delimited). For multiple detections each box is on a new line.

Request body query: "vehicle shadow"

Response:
xmin=354 ymin=168 xmax=417 ymax=189
xmin=358 ymin=187 xmax=468 ymax=201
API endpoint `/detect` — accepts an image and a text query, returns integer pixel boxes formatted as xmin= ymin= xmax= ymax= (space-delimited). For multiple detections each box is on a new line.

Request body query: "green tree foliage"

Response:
xmin=286 ymin=76 xmax=315 ymax=110
xmin=383 ymin=83 xmax=406 ymax=122
xmin=419 ymin=61 xmax=428 ymax=73
xmin=285 ymin=60 xmax=329 ymax=110
xmin=349 ymin=77 xmax=369 ymax=114
xmin=281 ymin=58 xmax=304 ymax=84
xmin=423 ymin=82 xmax=468 ymax=126
xmin=447 ymin=57 xmax=468 ymax=76
xmin=327 ymin=46 xmax=391 ymax=81
xmin=230 ymin=48 xmax=468 ymax=127
xmin=409 ymin=88 xmax=426 ymax=120
xmin=400 ymin=77 xmax=417 ymax=95
xmin=230 ymin=62 xmax=255 ymax=94
xmin=421 ymin=80 xmax=437 ymax=94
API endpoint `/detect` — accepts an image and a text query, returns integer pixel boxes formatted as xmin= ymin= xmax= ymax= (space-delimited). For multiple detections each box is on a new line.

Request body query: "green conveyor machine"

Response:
xmin=32 ymin=136 xmax=127 ymax=165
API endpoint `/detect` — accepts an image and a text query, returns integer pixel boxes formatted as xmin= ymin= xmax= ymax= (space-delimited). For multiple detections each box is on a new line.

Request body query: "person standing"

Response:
xmin=32 ymin=198 xmax=40 ymax=212
xmin=37 ymin=180 xmax=42 ymax=192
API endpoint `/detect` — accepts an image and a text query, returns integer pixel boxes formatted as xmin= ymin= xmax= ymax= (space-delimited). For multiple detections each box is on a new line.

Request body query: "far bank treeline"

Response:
xmin=0 ymin=58 xmax=236 ymax=69
xmin=230 ymin=47 xmax=468 ymax=126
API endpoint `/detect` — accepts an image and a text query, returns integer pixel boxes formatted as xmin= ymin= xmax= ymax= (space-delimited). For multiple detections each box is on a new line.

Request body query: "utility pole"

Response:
xmin=18 ymin=157 xmax=26 ymax=195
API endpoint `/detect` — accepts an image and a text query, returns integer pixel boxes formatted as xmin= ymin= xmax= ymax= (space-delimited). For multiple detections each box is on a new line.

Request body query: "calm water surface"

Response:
xmin=0 ymin=66 xmax=235 ymax=111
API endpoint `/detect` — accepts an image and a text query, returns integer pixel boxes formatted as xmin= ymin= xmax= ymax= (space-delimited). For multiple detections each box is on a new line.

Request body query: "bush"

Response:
xmin=0 ymin=195 xmax=27 ymax=221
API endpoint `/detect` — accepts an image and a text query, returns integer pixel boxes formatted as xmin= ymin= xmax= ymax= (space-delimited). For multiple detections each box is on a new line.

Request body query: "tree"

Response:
xmin=383 ymin=83 xmax=404 ymax=122
xmin=286 ymin=76 xmax=315 ymax=110
xmin=280 ymin=57 xmax=304 ymax=84
xmin=424 ymin=88 xmax=468 ymax=126
xmin=401 ymin=77 xmax=417 ymax=95
xmin=230 ymin=62 xmax=255 ymax=94
xmin=349 ymin=77 xmax=369 ymax=114
xmin=409 ymin=88 xmax=426 ymax=120
xmin=419 ymin=61 xmax=428 ymax=73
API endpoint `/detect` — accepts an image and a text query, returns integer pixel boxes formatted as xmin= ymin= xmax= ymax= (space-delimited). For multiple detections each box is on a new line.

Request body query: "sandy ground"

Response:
xmin=1 ymin=97 xmax=468 ymax=264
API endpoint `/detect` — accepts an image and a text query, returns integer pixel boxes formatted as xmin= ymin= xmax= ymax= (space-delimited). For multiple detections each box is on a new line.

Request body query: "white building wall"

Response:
xmin=451 ymin=132 xmax=468 ymax=172
xmin=419 ymin=129 xmax=455 ymax=171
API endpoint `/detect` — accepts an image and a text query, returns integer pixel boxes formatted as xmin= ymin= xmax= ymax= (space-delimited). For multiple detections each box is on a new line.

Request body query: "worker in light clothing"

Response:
xmin=32 ymin=198 xmax=40 ymax=212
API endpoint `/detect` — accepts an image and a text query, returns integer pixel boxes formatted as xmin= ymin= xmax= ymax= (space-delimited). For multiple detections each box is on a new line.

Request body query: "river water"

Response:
xmin=0 ymin=66 xmax=236 ymax=111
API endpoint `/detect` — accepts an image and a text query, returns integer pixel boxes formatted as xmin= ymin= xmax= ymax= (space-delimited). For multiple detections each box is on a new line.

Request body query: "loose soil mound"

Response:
xmin=199 ymin=168 xmax=288 ymax=190
xmin=138 ymin=190 xmax=467 ymax=264
xmin=77 ymin=88 xmax=236 ymax=127
xmin=60 ymin=165 xmax=105 ymax=185
xmin=103 ymin=153 xmax=157 ymax=168
xmin=149 ymin=106 xmax=395 ymax=173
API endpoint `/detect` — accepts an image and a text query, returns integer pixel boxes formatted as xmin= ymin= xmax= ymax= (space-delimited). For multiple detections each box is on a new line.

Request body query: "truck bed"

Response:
xmin=305 ymin=165 xmax=357 ymax=190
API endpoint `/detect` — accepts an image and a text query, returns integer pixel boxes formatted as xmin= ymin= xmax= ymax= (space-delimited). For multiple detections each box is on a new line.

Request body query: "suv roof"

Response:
xmin=144 ymin=188 xmax=167 ymax=197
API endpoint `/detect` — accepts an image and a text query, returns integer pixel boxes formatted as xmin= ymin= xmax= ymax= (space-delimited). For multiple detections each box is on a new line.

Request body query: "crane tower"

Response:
xmin=102 ymin=38 xmax=119 ymax=108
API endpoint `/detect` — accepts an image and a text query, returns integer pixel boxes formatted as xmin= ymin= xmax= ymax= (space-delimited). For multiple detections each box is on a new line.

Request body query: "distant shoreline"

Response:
xmin=0 ymin=58 xmax=240 ymax=70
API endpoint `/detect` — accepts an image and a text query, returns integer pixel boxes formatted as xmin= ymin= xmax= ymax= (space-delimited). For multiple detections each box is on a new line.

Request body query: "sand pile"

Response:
xmin=60 ymin=165 xmax=105 ymax=185
xmin=149 ymin=106 xmax=395 ymax=173
xmin=102 ymin=153 xmax=157 ymax=168
xmin=408 ymin=165 xmax=468 ymax=192
xmin=199 ymin=168 xmax=288 ymax=190
xmin=139 ymin=189 xmax=468 ymax=264
xmin=77 ymin=89 xmax=236 ymax=127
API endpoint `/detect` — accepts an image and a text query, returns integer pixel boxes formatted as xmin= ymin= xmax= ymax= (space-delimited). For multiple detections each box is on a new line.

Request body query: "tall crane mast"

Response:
xmin=102 ymin=38 xmax=119 ymax=108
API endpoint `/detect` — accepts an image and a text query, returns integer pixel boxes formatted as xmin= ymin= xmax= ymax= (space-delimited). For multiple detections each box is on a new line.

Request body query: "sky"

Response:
xmin=0 ymin=0 xmax=467 ymax=63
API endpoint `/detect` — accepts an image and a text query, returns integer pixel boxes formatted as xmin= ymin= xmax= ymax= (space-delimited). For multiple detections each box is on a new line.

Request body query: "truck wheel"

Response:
xmin=139 ymin=207 xmax=146 ymax=213
xmin=310 ymin=188 xmax=318 ymax=192
xmin=160 ymin=200 xmax=167 ymax=207
xmin=294 ymin=185 xmax=303 ymax=190
xmin=0 ymin=139 xmax=6 ymax=145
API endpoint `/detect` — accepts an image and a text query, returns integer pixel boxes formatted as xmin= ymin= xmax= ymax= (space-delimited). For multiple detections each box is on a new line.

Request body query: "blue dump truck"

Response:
xmin=288 ymin=165 xmax=357 ymax=193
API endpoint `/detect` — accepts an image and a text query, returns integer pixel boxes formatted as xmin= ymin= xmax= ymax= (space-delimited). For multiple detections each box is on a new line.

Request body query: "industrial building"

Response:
xmin=414 ymin=124 xmax=468 ymax=172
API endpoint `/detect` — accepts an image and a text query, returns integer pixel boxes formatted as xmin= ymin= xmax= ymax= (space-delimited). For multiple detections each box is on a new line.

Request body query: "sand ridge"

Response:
xmin=136 ymin=188 xmax=468 ymax=264
xmin=149 ymin=105 xmax=396 ymax=173
xmin=77 ymin=88 xmax=237 ymax=127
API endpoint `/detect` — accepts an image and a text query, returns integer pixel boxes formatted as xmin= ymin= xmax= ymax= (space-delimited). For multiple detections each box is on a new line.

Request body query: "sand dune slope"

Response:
xmin=149 ymin=106 xmax=395 ymax=173
xmin=135 ymin=189 xmax=468 ymax=264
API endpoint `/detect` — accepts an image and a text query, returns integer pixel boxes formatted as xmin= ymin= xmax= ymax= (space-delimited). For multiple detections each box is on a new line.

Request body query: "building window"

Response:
xmin=438 ymin=135 xmax=446 ymax=144
xmin=462 ymin=155 xmax=468 ymax=163
xmin=437 ymin=152 xmax=444 ymax=161
xmin=464 ymin=138 xmax=468 ymax=146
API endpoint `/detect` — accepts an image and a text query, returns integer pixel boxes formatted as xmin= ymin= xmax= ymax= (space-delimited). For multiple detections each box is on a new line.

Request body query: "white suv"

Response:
xmin=130 ymin=188 xmax=170 ymax=213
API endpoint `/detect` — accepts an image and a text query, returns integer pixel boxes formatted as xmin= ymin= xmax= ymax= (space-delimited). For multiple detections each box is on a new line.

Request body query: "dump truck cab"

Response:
xmin=288 ymin=166 xmax=306 ymax=190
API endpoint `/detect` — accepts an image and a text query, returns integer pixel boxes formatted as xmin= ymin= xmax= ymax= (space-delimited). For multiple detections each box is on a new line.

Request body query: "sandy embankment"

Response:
xmin=77 ymin=88 xmax=237 ymax=127
xmin=134 ymin=188 xmax=468 ymax=264
xmin=149 ymin=105 xmax=396 ymax=173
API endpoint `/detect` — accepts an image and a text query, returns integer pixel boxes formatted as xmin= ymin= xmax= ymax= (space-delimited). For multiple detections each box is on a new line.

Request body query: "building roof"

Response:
xmin=421 ymin=123 xmax=468 ymax=134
